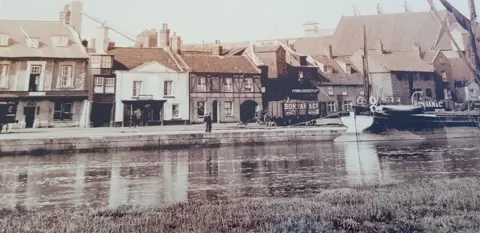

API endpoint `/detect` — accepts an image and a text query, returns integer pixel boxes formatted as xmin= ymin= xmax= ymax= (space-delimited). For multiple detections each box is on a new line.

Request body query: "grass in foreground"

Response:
xmin=2 ymin=178 xmax=480 ymax=233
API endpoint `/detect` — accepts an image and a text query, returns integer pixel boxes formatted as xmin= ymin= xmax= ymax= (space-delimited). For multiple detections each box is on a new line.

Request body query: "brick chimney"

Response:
xmin=171 ymin=32 xmax=182 ymax=54
xmin=95 ymin=26 xmax=110 ymax=53
xmin=60 ymin=1 xmax=83 ymax=36
xmin=158 ymin=23 xmax=170 ymax=49
xmin=377 ymin=40 xmax=384 ymax=54
xmin=212 ymin=40 xmax=223 ymax=56
xmin=324 ymin=45 xmax=333 ymax=59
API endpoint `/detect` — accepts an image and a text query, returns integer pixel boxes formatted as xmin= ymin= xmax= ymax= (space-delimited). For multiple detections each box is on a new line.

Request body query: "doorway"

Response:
xmin=91 ymin=103 xmax=113 ymax=127
xmin=212 ymin=100 xmax=218 ymax=123
xmin=240 ymin=100 xmax=258 ymax=123
xmin=24 ymin=107 xmax=36 ymax=128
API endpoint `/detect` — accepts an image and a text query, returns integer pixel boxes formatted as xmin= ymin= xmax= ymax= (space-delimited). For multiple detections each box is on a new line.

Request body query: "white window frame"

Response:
xmin=94 ymin=77 xmax=104 ymax=93
xmin=341 ymin=86 xmax=348 ymax=96
xmin=244 ymin=78 xmax=253 ymax=92
xmin=90 ymin=55 xmax=101 ymax=68
xmin=53 ymin=101 xmax=73 ymax=121
xmin=343 ymin=101 xmax=353 ymax=112
xmin=0 ymin=63 xmax=9 ymax=87
xmin=444 ymin=88 xmax=452 ymax=100
xmin=224 ymin=101 xmax=233 ymax=116
xmin=101 ymin=56 xmax=112 ymax=68
xmin=197 ymin=77 xmax=206 ymax=92
xmin=59 ymin=64 xmax=74 ymax=88
xmin=52 ymin=36 xmax=69 ymax=47
xmin=133 ymin=81 xmax=143 ymax=97
xmin=26 ymin=61 xmax=46 ymax=92
xmin=327 ymin=101 xmax=337 ymax=112
xmin=224 ymin=78 xmax=233 ymax=92
xmin=327 ymin=86 xmax=334 ymax=95
xmin=164 ymin=80 xmax=173 ymax=96
xmin=105 ymin=77 xmax=115 ymax=93
xmin=172 ymin=104 xmax=180 ymax=119
xmin=0 ymin=34 xmax=9 ymax=46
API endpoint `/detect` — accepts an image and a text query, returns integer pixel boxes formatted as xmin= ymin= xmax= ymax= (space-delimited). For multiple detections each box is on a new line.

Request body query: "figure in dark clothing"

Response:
xmin=204 ymin=113 xmax=213 ymax=132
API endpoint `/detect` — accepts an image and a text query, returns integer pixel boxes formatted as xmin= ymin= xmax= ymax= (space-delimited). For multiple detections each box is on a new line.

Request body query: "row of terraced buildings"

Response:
xmin=0 ymin=0 xmax=478 ymax=128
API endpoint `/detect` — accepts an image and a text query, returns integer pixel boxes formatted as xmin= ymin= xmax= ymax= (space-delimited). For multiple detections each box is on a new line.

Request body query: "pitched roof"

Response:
xmin=293 ymin=36 xmax=333 ymax=56
xmin=0 ymin=20 xmax=88 ymax=59
xmin=444 ymin=52 xmax=475 ymax=82
xmin=180 ymin=55 xmax=260 ymax=74
xmin=331 ymin=11 xmax=455 ymax=56
xmin=108 ymin=47 xmax=183 ymax=71
xmin=321 ymin=73 xmax=365 ymax=86
xmin=365 ymin=50 xmax=434 ymax=73
xmin=181 ymin=43 xmax=247 ymax=56
xmin=422 ymin=50 xmax=440 ymax=64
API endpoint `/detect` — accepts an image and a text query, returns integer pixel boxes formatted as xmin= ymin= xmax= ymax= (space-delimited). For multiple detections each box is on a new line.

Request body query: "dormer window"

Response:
xmin=0 ymin=34 xmax=9 ymax=46
xmin=323 ymin=65 xmax=333 ymax=73
xmin=52 ymin=36 xmax=69 ymax=47
xmin=26 ymin=38 xmax=39 ymax=48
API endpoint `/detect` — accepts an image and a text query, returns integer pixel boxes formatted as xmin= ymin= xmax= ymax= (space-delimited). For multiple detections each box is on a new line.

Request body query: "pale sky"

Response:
xmin=0 ymin=0 xmax=477 ymax=46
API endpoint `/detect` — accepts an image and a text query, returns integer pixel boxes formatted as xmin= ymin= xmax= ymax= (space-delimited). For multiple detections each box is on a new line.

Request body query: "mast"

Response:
xmin=362 ymin=25 xmax=371 ymax=104
xmin=432 ymin=0 xmax=480 ymax=85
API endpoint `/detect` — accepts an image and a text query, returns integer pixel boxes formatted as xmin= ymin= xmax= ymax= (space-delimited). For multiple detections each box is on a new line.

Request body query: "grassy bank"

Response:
xmin=2 ymin=178 xmax=480 ymax=233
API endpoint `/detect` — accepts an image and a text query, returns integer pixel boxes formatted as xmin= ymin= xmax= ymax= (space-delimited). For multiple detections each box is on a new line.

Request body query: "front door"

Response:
xmin=212 ymin=100 xmax=218 ymax=123
xmin=24 ymin=107 xmax=35 ymax=128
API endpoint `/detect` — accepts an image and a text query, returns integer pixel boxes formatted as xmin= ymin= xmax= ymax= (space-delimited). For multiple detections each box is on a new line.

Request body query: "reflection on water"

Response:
xmin=1 ymin=139 xmax=480 ymax=210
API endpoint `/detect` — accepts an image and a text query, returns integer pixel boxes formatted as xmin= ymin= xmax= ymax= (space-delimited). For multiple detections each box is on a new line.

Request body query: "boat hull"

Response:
xmin=334 ymin=112 xmax=480 ymax=142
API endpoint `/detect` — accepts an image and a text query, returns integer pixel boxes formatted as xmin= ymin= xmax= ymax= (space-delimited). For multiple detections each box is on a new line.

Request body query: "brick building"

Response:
xmin=0 ymin=1 xmax=90 ymax=128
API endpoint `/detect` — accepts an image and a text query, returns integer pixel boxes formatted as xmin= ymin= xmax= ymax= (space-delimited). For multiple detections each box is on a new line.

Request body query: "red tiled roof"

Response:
xmin=108 ymin=47 xmax=182 ymax=71
xmin=180 ymin=55 xmax=260 ymax=74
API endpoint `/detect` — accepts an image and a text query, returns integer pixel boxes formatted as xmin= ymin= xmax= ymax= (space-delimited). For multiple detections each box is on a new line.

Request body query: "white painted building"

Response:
xmin=109 ymin=47 xmax=189 ymax=126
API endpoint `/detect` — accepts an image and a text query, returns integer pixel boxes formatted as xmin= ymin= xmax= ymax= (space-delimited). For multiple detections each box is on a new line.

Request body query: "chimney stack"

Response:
xmin=158 ymin=23 xmax=170 ymax=49
xmin=60 ymin=1 xmax=83 ymax=36
xmin=212 ymin=40 xmax=223 ymax=56
xmin=324 ymin=45 xmax=333 ymax=59
xmin=377 ymin=40 xmax=384 ymax=54
xmin=95 ymin=26 xmax=110 ymax=53
xmin=171 ymin=32 xmax=182 ymax=54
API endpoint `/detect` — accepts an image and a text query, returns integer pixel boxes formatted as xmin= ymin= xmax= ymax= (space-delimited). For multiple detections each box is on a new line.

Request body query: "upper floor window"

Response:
xmin=0 ymin=64 xmax=9 ymax=87
xmin=441 ymin=71 xmax=448 ymax=82
xmin=342 ymin=86 xmax=348 ymax=96
xmin=105 ymin=77 xmax=115 ymax=93
xmin=133 ymin=81 xmax=142 ymax=97
xmin=0 ymin=34 xmax=9 ymax=46
xmin=26 ymin=38 xmax=40 ymax=48
xmin=244 ymin=78 xmax=253 ymax=92
xmin=343 ymin=101 xmax=353 ymax=112
xmin=52 ymin=36 xmax=69 ymax=47
xmin=224 ymin=78 xmax=233 ymax=92
xmin=327 ymin=101 xmax=337 ymax=112
xmin=197 ymin=77 xmax=206 ymax=92
xmin=164 ymin=81 xmax=173 ymax=96
xmin=60 ymin=65 xmax=73 ymax=87
xmin=90 ymin=55 xmax=113 ymax=69
xmin=327 ymin=86 xmax=334 ymax=95
xmin=94 ymin=77 xmax=104 ymax=93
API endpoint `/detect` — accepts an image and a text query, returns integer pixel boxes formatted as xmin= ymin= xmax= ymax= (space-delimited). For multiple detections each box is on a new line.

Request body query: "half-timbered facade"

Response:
xmin=0 ymin=10 xmax=90 ymax=129
xmin=180 ymin=54 xmax=262 ymax=123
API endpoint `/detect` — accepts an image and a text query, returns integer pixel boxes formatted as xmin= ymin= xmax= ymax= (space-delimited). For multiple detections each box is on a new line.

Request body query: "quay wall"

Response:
xmin=0 ymin=128 xmax=345 ymax=156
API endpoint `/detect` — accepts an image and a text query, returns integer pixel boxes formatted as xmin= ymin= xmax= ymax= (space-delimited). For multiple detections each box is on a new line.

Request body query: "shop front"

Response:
xmin=121 ymin=96 xmax=166 ymax=126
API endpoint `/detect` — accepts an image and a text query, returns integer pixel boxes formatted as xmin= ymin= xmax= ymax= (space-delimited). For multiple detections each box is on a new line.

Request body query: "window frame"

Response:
xmin=133 ymin=81 xmax=143 ymax=97
xmin=104 ymin=77 xmax=115 ymax=93
xmin=53 ymin=101 xmax=73 ymax=121
xmin=244 ymin=78 xmax=253 ymax=92
xmin=224 ymin=101 xmax=233 ymax=116
xmin=164 ymin=80 xmax=173 ymax=96
xmin=197 ymin=77 xmax=206 ymax=92
xmin=224 ymin=78 xmax=233 ymax=92
xmin=172 ymin=104 xmax=180 ymax=119
xmin=94 ymin=76 xmax=104 ymax=93
xmin=197 ymin=101 xmax=206 ymax=117
xmin=327 ymin=86 xmax=334 ymax=96
xmin=60 ymin=65 xmax=73 ymax=88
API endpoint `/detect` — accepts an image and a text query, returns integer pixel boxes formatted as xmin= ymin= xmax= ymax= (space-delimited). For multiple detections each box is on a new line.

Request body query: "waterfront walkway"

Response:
xmin=0 ymin=124 xmax=345 ymax=140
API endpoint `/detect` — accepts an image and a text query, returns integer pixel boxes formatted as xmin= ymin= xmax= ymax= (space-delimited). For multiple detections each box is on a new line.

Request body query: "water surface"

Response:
xmin=1 ymin=139 xmax=479 ymax=210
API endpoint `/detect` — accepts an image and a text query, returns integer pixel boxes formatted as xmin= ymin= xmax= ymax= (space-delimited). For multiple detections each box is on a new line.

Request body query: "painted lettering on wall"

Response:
xmin=413 ymin=101 xmax=444 ymax=108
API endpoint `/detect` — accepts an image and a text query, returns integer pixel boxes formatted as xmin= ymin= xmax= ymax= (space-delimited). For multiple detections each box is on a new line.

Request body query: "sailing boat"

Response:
xmin=335 ymin=1 xmax=480 ymax=142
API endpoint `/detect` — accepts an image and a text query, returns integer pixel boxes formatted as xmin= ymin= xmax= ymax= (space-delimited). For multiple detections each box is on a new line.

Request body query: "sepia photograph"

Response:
xmin=1 ymin=0 xmax=480 ymax=232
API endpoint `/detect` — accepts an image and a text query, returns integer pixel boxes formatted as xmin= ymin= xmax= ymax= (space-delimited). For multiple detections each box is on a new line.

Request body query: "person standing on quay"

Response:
xmin=134 ymin=108 xmax=142 ymax=127
xmin=204 ymin=113 xmax=213 ymax=133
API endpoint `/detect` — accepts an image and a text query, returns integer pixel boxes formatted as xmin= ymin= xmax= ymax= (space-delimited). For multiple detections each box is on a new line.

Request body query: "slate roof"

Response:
xmin=180 ymin=55 xmax=260 ymax=74
xmin=351 ymin=50 xmax=435 ymax=73
xmin=108 ymin=47 xmax=182 ymax=71
xmin=0 ymin=20 xmax=88 ymax=59
xmin=330 ymin=11 xmax=456 ymax=56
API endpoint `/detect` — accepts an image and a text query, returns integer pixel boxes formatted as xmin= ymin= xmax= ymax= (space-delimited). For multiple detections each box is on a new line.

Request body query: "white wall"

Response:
xmin=114 ymin=63 xmax=189 ymax=123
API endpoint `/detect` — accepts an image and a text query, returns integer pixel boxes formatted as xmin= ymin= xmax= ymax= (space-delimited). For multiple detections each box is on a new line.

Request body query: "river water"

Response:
xmin=1 ymin=139 xmax=480 ymax=211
